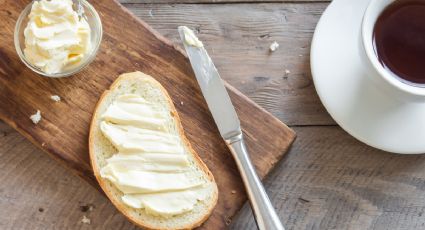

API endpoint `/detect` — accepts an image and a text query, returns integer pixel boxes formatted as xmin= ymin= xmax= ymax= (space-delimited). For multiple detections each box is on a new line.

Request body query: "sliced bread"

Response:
xmin=89 ymin=71 xmax=218 ymax=230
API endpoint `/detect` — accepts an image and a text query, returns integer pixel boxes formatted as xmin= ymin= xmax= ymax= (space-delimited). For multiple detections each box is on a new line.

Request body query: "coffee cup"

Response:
xmin=362 ymin=0 xmax=425 ymax=98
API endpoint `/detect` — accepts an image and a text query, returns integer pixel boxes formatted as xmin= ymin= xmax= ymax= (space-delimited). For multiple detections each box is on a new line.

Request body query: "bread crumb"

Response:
xmin=41 ymin=142 xmax=46 ymax=147
xmin=30 ymin=110 xmax=41 ymax=124
xmin=231 ymin=190 xmax=236 ymax=194
xmin=269 ymin=41 xmax=279 ymax=52
xmin=81 ymin=215 xmax=90 ymax=224
xmin=285 ymin=69 xmax=291 ymax=74
xmin=50 ymin=95 xmax=61 ymax=102
xmin=80 ymin=204 xmax=94 ymax=212
xmin=180 ymin=101 xmax=184 ymax=105
xmin=225 ymin=216 xmax=232 ymax=225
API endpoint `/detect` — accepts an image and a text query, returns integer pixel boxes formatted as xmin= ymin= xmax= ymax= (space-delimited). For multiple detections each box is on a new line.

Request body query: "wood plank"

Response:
xmin=4 ymin=1 xmax=425 ymax=230
xmin=122 ymin=2 xmax=334 ymax=126
xmin=0 ymin=1 xmax=295 ymax=229
xmin=4 ymin=122 xmax=425 ymax=230
xmin=232 ymin=126 xmax=425 ymax=230
xmin=0 ymin=122 xmax=137 ymax=230
xmin=121 ymin=0 xmax=330 ymax=3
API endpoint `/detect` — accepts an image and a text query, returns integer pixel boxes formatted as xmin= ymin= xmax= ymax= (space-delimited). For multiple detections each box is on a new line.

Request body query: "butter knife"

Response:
xmin=178 ymin=26 xmax=284 ymax=230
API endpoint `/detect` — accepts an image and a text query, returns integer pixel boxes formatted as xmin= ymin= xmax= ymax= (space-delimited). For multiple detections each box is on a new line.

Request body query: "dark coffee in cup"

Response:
xmin=373 ymin=0 xmax=425 ymax=85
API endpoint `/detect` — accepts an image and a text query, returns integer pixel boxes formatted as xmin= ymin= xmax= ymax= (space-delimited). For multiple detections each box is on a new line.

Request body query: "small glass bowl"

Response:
xmin=14 ymin=0 xmax=103 ymax=78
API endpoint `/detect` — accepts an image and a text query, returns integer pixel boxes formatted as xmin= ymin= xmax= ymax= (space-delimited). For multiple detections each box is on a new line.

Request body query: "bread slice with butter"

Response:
xmin=89 ymin=71 xmax=218 ymax=229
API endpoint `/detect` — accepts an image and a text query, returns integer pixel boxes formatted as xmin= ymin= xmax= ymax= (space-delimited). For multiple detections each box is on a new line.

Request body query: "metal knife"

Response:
xmin=178 ymin=26 xmax=285 ymax=230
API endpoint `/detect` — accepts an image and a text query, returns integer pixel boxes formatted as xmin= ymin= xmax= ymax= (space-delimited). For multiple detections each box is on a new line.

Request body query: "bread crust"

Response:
xmin=89 ymin=71 xmax=218 ymax=230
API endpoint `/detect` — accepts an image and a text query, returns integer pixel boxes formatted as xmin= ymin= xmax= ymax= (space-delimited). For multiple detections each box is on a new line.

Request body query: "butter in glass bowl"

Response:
xmin=14 ymin=0 xmax=102 ymax=78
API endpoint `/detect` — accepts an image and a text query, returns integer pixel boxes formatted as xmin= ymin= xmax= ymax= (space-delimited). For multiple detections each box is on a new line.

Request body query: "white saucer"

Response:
xmin=311 ymin=0 xmax=425 ymax=154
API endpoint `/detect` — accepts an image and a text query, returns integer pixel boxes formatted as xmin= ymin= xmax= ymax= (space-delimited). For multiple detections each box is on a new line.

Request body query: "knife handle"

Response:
xmin=226 ymin=133 xmax=285 ymax=230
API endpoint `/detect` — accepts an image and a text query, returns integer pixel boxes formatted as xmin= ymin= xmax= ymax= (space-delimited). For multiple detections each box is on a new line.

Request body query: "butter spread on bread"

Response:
xmin=99 ymin=94 xmax=210 ymax=216
xmin=90 ymin=72 xmax=217 ymax=229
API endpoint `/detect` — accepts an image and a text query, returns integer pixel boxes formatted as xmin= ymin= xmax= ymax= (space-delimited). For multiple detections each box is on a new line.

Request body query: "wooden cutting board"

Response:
xmin=0 ymin=0 xmax=296 ymax=228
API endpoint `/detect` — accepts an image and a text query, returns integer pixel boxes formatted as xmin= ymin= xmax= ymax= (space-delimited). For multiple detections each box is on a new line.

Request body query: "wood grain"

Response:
xmin=232 ymin=126 xmax=425 ymax=230
xmin=2 ymin=1 xmax=425 ymax=230
xmin=0 ymin=122 xmax=138 ymax=230
xmin=4 ymin=122 xmax=425 ymax=230
xmin=122 ymin=2 xmax=333 ymax=126
xmin=121 ymin=0 xmax=330 ymax=3
xmin=0 ymin=0 xmax=295 ymax=229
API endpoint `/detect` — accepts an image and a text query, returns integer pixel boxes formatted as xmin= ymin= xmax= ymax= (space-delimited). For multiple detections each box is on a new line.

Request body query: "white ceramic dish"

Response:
xmin=311 ymin=0 xmax=425 ymax=154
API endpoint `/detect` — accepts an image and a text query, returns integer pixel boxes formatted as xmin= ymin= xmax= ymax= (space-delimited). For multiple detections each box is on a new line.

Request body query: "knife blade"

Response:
xmin=178 ymin=26 xmax=285 ymax=230
xmin=177 ymin=26 xmax=241 ymax=140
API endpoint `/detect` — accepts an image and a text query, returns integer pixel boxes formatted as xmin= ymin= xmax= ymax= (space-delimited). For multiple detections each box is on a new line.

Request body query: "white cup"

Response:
xmin=361 ymin=0 xmax=425 ymax=98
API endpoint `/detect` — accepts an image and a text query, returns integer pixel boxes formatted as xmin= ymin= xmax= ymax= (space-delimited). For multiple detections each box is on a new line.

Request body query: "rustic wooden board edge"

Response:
xmin=226 ymin=82 xmax=295 ymax=137
xmin=113 ymin=0 xmax=189 ymax=59
xmin=0 ymin=114 xmax=100 ymax=188
xmin=0 ymin=0 xmax=296 ymax=195
xmin=114 ymin=0 xmax=297 ymax=133
xmin=227 ymin=81 xmax=297 ymax=174
xmin=113 ymin=0 xmax=297 ymax=166
xmin=0 ymin=0 xmax=297 ymax=228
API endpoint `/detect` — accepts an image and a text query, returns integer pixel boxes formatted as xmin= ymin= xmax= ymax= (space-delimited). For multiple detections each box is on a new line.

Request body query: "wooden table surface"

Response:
xmin=2 ymin=0 xmax=425 ymax=229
